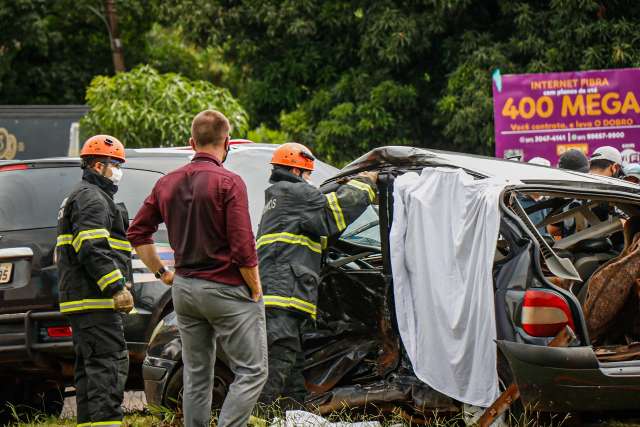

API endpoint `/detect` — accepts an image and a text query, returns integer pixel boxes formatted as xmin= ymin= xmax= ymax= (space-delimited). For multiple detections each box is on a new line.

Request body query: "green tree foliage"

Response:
xmin=81 ymin=65 xmax=248 ymax=147
xmin=159 ymin=0 xmax=640 ymax=164
xmin=0 ymin=0 xmax=156 ymax=104
xmin=144 ymin=24 xmax=235 ymax=88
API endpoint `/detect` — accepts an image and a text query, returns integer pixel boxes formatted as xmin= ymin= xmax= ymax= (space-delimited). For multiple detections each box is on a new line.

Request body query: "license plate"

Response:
xmin=0 ymin=263 xmax=12 ymax=284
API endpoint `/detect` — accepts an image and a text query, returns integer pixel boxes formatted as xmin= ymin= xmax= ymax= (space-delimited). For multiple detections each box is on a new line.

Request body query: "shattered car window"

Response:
xmin=340 ymin=205 xmax=380 ymax=249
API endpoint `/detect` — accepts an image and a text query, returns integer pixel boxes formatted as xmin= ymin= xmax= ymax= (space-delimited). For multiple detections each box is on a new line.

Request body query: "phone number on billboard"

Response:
xmin=586 ymin=131 xmax=625 ymax=140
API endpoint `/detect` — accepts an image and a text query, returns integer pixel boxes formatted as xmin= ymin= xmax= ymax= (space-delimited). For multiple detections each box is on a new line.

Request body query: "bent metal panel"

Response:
xmin=492 ymin=68 xmax=640 ymax=165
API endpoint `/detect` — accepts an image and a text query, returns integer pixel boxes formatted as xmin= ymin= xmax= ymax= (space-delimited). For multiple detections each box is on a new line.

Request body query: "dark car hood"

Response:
xmin=325 ymin=146 xmax=640 ymax=196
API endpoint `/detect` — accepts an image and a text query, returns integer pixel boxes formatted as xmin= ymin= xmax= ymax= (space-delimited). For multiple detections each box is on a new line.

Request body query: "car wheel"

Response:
xmin=164 ymin=362 xmax=234 ymax=410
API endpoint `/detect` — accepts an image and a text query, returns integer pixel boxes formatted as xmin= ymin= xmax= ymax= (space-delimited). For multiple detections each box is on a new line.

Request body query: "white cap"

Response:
xmin=528 ymin=157 xmax=551 ymax=167
xmin=623 ymin=163 xmax=640 ymax=180
xmin=590 ymin=146 xmax=622 ymax=165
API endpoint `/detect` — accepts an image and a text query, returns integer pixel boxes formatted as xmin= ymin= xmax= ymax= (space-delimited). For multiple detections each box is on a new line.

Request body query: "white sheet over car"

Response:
xmin=390 ymin=168 xmax=506 ymax=407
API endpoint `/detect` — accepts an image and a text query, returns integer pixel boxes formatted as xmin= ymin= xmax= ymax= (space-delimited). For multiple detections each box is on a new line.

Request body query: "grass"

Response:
xmin=5 ymin=402 xmax=640 ymax=427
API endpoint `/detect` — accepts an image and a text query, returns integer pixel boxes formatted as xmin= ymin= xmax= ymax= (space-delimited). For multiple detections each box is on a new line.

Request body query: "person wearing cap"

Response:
xmin=558 ymin=149 xmax=590 ymax=173
xmin=623 ymin=163 xmax=640 ymax=184
xmin=256 ymin=143 xmax=377 ymax=408
xmin=590 ymin=146 xmax=623 ymax=178
xmin=55 ymin=135 xmax=134 ymax=427
xmin=527 ymin=156 xmax=551 ymax=167
xmin=547 ymin=149 xmax=591 ymax=239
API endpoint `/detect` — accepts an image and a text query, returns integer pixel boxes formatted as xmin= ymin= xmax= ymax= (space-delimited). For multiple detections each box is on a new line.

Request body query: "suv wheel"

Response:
xmin=164 ymin=363 xmax=233 ymax=410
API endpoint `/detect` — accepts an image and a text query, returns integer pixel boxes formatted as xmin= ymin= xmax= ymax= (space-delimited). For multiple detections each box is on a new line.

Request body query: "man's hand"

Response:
xmin=113 ymin=288 xmax=134 ymax=313
xmin=247 ymin=279 xmax=263 ymax=302
xmin=358 ymin=170 xmax=379 ymax=183
xmin=239 ymin=265 xmax=262 ymax=302
xmin=161 ymin=270 xmax=174 ymax=286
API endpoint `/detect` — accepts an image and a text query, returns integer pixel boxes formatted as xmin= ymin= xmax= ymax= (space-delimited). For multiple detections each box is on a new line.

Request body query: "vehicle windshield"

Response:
xmin=340 ymin=205 xmax=381 ymax=249
xmin=0 ymin=166 xmax=163 ymax=232
xmin=0 ymin=167 xmax=80 ymax=231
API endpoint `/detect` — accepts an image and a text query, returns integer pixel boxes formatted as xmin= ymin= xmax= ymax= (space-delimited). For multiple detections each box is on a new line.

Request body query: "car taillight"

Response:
xmin=521 ymin=289 xmax=575 ymax=337
xmin=0 ymin=164 xmax=28 ymax=172
xmin=47 ymin=326 xmax=73 ymax=337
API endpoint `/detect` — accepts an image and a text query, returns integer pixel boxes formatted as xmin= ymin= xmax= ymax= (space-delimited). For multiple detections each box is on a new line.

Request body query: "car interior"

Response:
xmin=512 ymin=190 xmax=640 ymax=361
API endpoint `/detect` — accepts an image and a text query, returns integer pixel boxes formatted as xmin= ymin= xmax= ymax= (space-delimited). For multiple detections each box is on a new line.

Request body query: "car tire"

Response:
xmin=163 ymin=362 xmax=234 ymax=410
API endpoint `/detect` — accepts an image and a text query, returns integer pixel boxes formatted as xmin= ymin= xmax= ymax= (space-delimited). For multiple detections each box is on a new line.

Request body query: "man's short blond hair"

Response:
xmin=191 ymin=110 xmax=230 ymax=147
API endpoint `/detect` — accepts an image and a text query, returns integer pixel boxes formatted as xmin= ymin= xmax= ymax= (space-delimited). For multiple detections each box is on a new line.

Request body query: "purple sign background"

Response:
xmin=493 ymin=68 xmax=640 ymax=165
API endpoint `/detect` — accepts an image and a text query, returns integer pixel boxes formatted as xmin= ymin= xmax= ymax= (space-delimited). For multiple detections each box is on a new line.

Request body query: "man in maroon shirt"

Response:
xmin=127 ymin=110 xmax=267 ymax=427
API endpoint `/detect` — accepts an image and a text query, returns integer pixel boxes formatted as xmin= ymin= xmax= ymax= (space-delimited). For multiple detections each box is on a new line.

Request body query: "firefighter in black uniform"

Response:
xmin=56 ymin=135 xmax=134 ymax=427
xmin=257 ymin=142 xmax=377 ymax=407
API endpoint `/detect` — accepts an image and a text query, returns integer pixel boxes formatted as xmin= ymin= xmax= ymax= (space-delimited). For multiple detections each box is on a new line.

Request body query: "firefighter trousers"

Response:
xmin=68 ymin=312 xmax=128 ymax=427
xmin=259 ymin=309 xmax=311 ymax=408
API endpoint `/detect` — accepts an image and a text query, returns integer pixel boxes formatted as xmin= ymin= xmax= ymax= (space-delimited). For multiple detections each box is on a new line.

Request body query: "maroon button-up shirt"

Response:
xmin=127 ymin=152 xmax=257 ymax=286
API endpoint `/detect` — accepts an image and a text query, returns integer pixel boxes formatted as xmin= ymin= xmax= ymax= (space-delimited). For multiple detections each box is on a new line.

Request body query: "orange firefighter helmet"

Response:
xmin=271 ymin=142 xmax=315 ymax=171
xmin=80 ymin=135 xmax=126 ymax=162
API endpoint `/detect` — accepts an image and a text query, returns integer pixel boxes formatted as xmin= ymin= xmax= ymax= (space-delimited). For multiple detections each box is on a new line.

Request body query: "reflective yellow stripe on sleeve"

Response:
xmin=97 ymin=269 xmax=123 ymax=291
xmin=347 ymin=180 xmax=376 ymax=202
xmin=59 ymin=298 xmax=114 ymax=313
xmin=256 ymin=232 xmax=322 ymax=254
xmin=56 ymin=234 xmax=73 ymax=247
xmin=57 ymin=232 xmax=131 ymax=253
xmin=91 ymin=421 xmax=123 ymax=426
xmin=107 ymin=237 xmax=132 ymax=252
xmin=326 ymin=192 xmax=346 ymax=231
xmin=76 ymin=422 xmax=91 ymax=427
xmin=263 ymin=295 xmax=317 ymax=319
xmin=72 ymin=228 xmax=110 ymax=252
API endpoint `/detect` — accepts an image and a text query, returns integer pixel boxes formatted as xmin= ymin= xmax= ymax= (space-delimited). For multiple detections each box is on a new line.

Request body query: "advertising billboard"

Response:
xmin=492 ymin=68 xmax=640 ymax=165
xmin=0 ymin=106 xmax=88 ymax=160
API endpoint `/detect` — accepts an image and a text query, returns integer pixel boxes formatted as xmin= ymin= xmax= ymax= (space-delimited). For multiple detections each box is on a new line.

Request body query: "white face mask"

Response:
xmin=109 ymin=167 xmax=123 ymax=185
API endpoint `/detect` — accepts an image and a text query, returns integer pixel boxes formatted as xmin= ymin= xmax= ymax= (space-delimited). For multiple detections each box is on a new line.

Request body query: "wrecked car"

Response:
xmin=143 ymin=146 xmax=640 ymax=416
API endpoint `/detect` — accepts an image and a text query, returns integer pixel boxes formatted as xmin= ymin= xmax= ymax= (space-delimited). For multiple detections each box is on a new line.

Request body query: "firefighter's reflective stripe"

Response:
xmin=57 ymin=234 xmax=73 ymax=246
xmin=256 ymin=232 xmax=322 ymax=254
xmin=97 ymin=269 xmax=123 ymax=291
xmin=77 ymin=423 xmax=91 ymax=427
xmin=57 ymin=233 xmax=131 ymax=252
xmin=92 ymin=422 xmax=123 ymax=427
xmin=264 ymin=295 xmax=317 ymax=319
xmin=107 ymin=237 xmax=132 ymax=252
xmin=326 ymin=192 xmax=346 ymax=231
xmin=72 ymin=229 xmax=110 ymax=252
xmin=347 ymin=180 xmax=376 ymax=202
xmin=59 ymin=298 xmax=114 ymax=313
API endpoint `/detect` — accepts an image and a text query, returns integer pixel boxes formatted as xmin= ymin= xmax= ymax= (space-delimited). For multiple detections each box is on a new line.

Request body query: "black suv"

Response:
xmin=0 ymin=143 xmax=336 ymax=418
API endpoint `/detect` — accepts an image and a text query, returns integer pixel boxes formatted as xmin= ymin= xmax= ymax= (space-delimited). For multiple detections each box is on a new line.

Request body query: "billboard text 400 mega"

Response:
xmin=492 ymin=68 xmax=640 ymax=164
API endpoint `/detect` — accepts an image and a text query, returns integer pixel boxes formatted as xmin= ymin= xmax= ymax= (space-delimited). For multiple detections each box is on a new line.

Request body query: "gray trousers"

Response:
xmin=172 ymin=275 xmax=268 ymax=427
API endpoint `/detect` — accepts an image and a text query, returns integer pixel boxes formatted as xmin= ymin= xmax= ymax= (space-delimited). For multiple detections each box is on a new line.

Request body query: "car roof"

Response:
xmin=2 ymin=144 xmax=339 ymax=233
xmin=2 ymin=143 xmax=283 ymax=174
xmin=333 ymin=146 xmax=640 ymax=193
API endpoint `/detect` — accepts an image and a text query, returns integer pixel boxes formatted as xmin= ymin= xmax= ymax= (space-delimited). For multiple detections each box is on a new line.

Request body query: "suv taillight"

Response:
xmin=522 ymin=289 xmax=575 ymax=337
xmin=47 ymin=326 xmax=73 ymax=337
xmin=0 ymin=164 xmax=28 ymax=172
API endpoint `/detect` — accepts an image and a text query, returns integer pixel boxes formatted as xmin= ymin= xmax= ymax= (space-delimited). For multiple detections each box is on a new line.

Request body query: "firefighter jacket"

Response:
xmin=56 ymin=169 xmax=133 ymax=315
xmin=257 ymin=168 xmax=376 ymax=319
